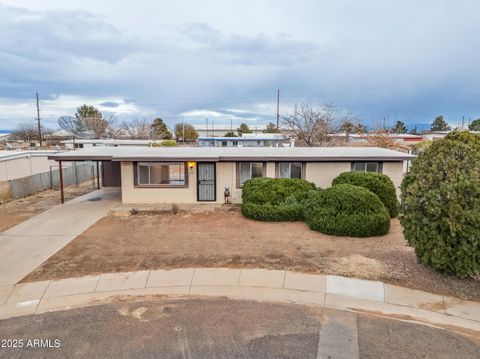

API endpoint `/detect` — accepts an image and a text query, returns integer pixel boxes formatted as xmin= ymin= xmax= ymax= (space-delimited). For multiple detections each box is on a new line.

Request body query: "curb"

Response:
xmin=0 ymin=268 xmax=479 ymax=336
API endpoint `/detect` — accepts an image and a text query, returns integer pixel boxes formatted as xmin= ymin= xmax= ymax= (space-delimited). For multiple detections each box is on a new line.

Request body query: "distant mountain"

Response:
xmin=0 ymin=130 xmax=12 ymax=134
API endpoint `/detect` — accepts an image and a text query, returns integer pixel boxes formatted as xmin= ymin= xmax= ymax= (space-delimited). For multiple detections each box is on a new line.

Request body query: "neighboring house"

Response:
xmin=49 ymin=147 xmax=414 ymax=204
xmin=197 ymin=133 xmax=291 ymax=147
xmin=193 ymin=124 xmax=268 ymax=137
xmin=44 ymin=129 xmax=73 ymax=146
xmin=61 ymin=139 xmax=164 ymax=150
xmin=329 ymin=133 xmax=423 ymax=145
xmin=421 ymin=130 xmax=480 ymax=141
xmin=0 ymin=150 xmax=65 ymax=181
xmin=349 ymin=133 xmax=423 ymax=145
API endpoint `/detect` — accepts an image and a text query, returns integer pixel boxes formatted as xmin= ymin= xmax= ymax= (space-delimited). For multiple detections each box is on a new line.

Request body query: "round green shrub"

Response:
xmin=241 ymin=177 xmax=316 ymax=221
xmin=401 ymin=131 xmax=480 ymax=277
xmin=303 ymin=184 xmax=390 ymax=237
xmin=242 ymin=177 xmax=316 ymax=205
xmin=332 ymin=171 xmax=399 ymax=218
xmin=241 ymin=201 xmax=304 ymax=221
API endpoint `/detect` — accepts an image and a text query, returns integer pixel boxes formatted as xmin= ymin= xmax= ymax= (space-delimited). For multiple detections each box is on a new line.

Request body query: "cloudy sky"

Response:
xmin=0 ymin=0 xmax=479 ymax=131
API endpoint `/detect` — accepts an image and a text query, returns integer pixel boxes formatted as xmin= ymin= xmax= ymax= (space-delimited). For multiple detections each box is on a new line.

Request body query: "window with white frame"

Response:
xmin=352 ymin=162 xmax=381 ymax=173
xmin=238 ymin=162 xmax=264 ymax=186
xmin=137 ymin=162 xmax=186 ymax=186
xmin=277 ymin=162 xmax=302 ymax=179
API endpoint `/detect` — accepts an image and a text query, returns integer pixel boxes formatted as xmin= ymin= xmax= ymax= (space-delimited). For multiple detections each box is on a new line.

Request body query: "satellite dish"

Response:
xmin=58 ymin=116 xmax=93 ymax=139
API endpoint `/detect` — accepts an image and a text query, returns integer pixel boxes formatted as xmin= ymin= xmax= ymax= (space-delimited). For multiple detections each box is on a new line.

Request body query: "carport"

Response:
xmin=48 ymin=148 xmax=121 ymax=204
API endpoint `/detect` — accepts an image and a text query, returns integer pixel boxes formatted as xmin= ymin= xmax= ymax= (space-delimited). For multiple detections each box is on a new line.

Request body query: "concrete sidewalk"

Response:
xmin=0 ymin=268 xmax=479 ymax=337
xmin=0 ymin=188 xmax=121 ymax=286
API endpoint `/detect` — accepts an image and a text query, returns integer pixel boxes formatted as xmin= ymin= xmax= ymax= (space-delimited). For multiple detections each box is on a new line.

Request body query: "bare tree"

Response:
xmin=120 ymin=119 xmax=152 ymax=139
xmin=10 ymin=122 xmax=51 ymax=142
xmin=282 ymin=102 xmax=352 ymax=146
xmin=102 ymin=114 xmax=118 ymax=138
xmin=359 ymin=129 xmax=409 ymax=152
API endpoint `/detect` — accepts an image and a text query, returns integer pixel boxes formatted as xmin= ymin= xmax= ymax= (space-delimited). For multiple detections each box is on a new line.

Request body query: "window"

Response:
xmin=277 ymin=162 xmax=303 ymax=179
xmin=137 ymin=162 xmax=186 ymax=186
xmin=238 ymin=162 xmax=264 ymax=186
xmin=352 ymin=162 xmax=381 ymax=173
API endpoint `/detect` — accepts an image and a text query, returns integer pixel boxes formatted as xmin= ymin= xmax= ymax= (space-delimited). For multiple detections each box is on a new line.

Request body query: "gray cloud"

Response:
xmin=99 ymin=101 xmax=121 ymax=108
xmin=0 ymin=1 xmax=479 ymax=130
xmin=0 ymin=4 xmax=145 ymax=100
xmin=182 ymin=22 xmax=317 ymax=66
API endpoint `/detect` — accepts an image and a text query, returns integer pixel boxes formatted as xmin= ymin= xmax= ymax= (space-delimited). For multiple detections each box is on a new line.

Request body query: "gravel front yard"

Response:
xmin=22 ymin=208 xmax=480 ymax=301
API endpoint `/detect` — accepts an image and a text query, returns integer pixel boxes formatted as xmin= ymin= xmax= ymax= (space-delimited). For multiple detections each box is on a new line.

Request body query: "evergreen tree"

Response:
xmin=237 ymin=123 xmax=252 ymax=135
xmin=340 ymin=120 xmax=366 ymax=134
xmin=430 ymin=115 xmax=451 ymax=131
xmin=174 ymin=123 xmax=198 ymax=142
xmin=151 ymin=118 xmax=173 ymax=139
xmin=75 ymin=104 xmax=109 ymax=138
xmin=468 ymin=118 xmax=480 ymax=131
xmin=264 ymin=122 xmax=279 ymax=133
xmin=401 ymin=131 xmax=480 ymax=276
xmin=392 ymin=120 xmax=407 ymax=134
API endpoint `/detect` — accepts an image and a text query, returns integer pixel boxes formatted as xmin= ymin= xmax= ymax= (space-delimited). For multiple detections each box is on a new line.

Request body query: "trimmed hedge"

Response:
xmin=303 ymin=184 xmax=390 ymax=237
xmin=332 ymin=171 xmax=399 ymax=218
xmin=241 ymin=177 xmax=315 ymax=221
xmin=401 ymin=131 xmax=480 ymax=277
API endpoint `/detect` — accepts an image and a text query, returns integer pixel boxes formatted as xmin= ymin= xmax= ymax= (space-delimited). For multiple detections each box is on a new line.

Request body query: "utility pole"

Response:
xmin=36 ymin=92 xmax=43 ymax=147
xmin=276 ymin=89 xmax=280 ymax=129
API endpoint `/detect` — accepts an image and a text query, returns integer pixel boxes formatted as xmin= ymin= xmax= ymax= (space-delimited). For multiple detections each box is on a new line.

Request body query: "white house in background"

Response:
xmin=61 ymin=139 xmax=164 ymax=150
xmin=197 ymin=133 xmax=292 ymax=147
xmin=193 ymin=124 xmax=269 ymax=137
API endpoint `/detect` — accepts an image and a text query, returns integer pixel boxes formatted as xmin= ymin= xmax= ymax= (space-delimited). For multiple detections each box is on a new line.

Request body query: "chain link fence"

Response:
xmin=4 ymin=162 xmax=98 ymax=200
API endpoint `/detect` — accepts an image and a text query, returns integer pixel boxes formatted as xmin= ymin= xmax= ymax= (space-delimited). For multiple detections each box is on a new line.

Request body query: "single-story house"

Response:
xmin=193 ymin=124 xmax=269 ymax=137
xmin=48 ymin=147 xmax=415 ymax=204
xmin=61 ymin=139 xmax=164 ymax=150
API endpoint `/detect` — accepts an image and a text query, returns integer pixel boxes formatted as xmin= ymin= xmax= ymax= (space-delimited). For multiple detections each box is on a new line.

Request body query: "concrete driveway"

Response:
xmin=0 ymin=298 xmax=478 ymax=358
xmin=0 ymin=189 xmax=120 ymax=286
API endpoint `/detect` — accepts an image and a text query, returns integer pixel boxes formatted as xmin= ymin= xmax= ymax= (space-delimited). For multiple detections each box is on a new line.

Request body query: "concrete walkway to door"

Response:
xmin=0 ymin=188 xmax=121 ymax=286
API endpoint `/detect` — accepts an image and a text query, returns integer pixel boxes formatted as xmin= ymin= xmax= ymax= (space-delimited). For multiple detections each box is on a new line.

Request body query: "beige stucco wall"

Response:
xmin=120 ymin=160 xmax=406 ymax=204
xmin=304 ymin=162 xmax=351 ymax=188
xmin=382 ymin=161 xmax=404 ymax=196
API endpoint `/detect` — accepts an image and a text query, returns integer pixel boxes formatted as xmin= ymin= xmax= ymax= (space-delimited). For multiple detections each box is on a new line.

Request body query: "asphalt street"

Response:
xmin=0 ymin=297 xmax=478 ymax=358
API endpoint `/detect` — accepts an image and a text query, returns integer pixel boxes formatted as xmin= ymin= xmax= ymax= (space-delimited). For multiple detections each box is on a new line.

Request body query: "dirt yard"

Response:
xmin=22 ymin=208 xmax=480 ymax=301
xmin=0 ymin=181 xmax=96 ymax=233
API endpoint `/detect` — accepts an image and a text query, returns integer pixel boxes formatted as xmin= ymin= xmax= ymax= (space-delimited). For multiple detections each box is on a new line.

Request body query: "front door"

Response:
xmin=197 ymin=162 xmax=216 ymax=201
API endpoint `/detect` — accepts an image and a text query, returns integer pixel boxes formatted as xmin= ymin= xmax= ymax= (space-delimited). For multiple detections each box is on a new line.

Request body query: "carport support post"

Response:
xmin=59 ymin=160 xmax=64 ymax=204
xmin=96 ymin=161 xmax=100 ymax=189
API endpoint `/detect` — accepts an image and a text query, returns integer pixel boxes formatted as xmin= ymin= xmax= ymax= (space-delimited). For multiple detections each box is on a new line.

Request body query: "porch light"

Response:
xmin=188 ymin=161 xmax=196 ymax=169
